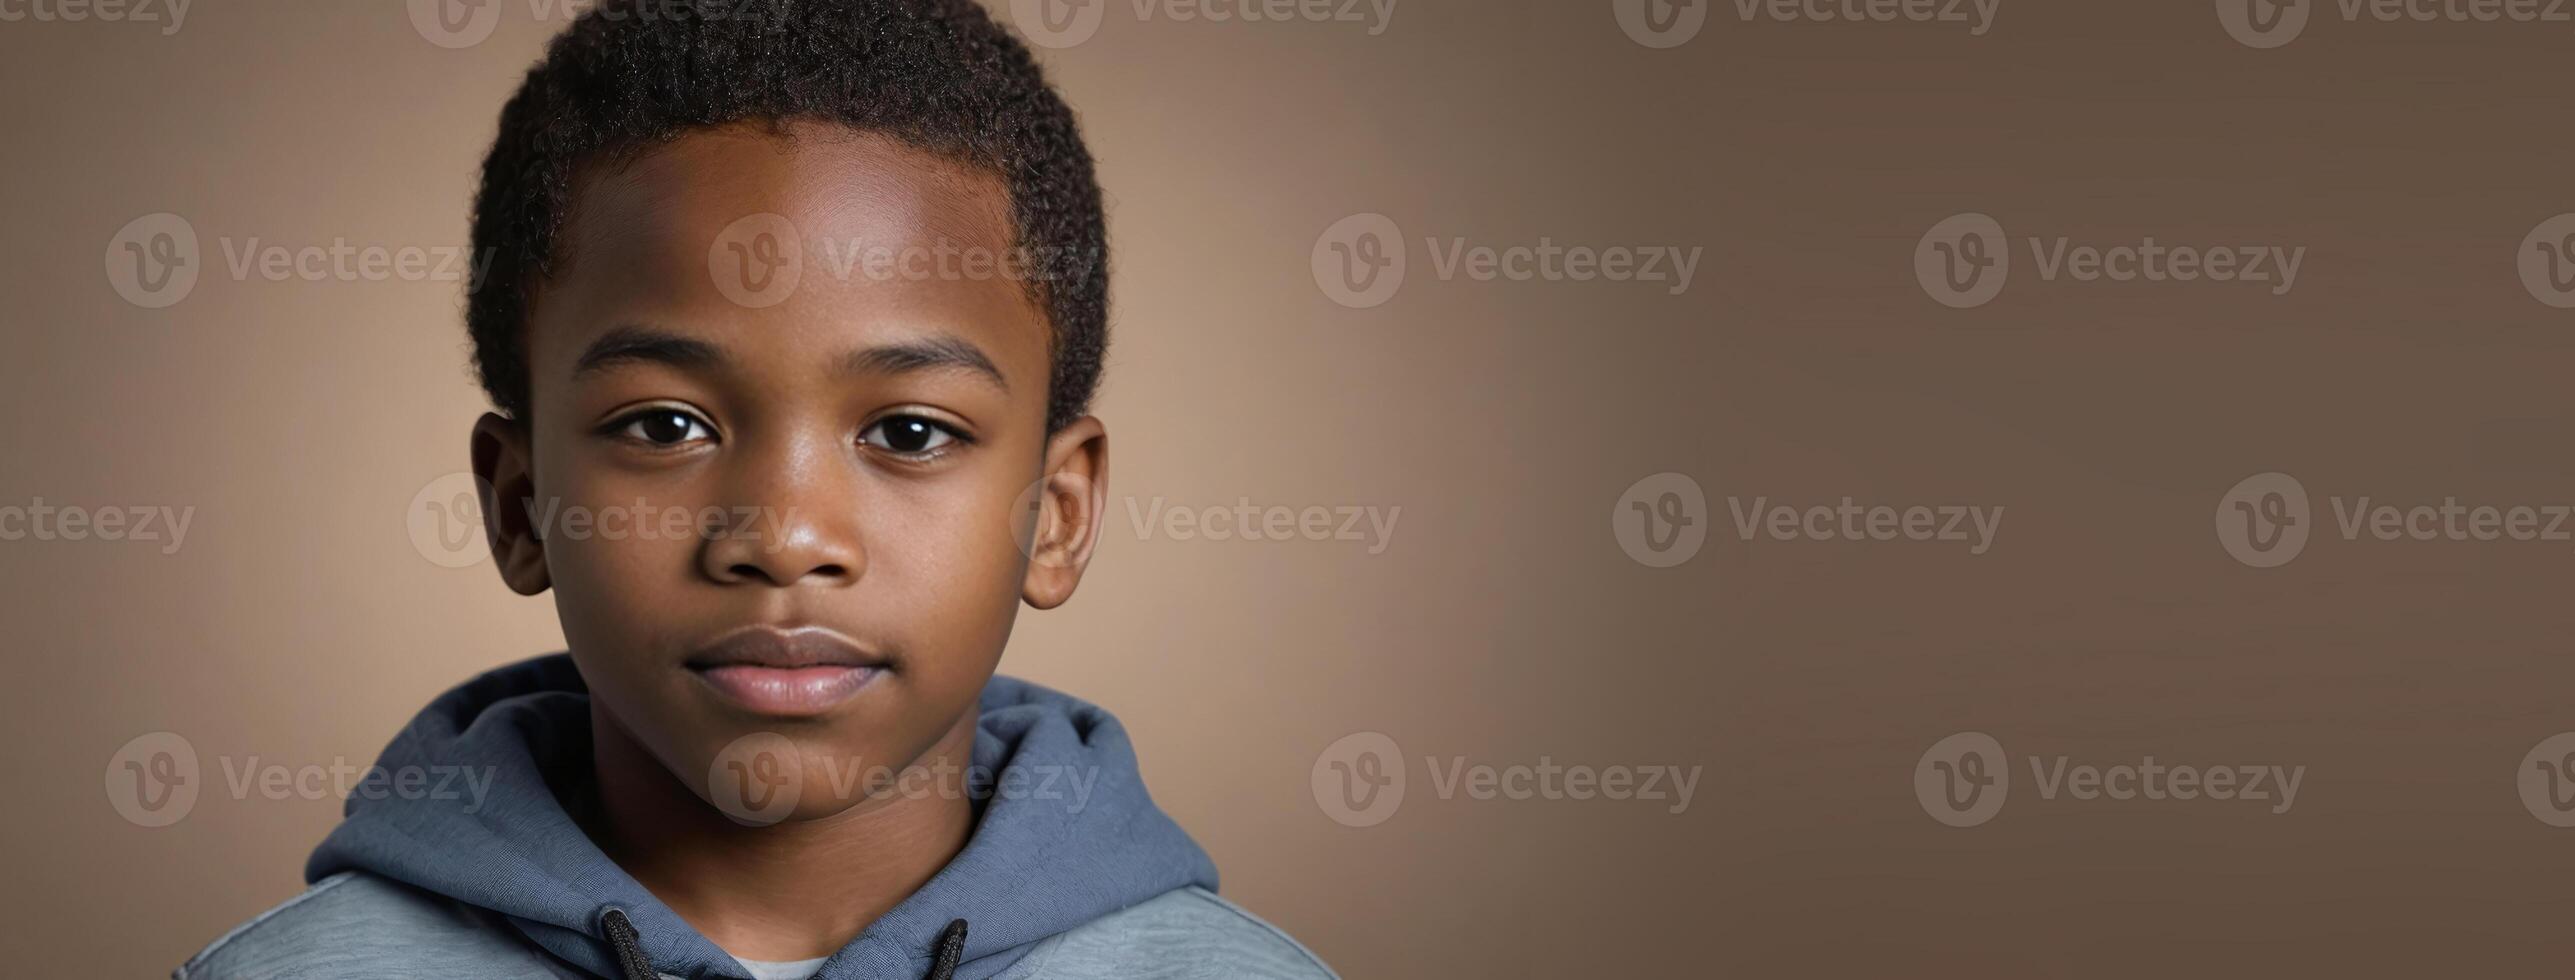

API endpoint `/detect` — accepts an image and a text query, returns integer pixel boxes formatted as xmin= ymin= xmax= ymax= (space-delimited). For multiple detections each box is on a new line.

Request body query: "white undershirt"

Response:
xmin=732 ymin=954 xmax=832 ymax=980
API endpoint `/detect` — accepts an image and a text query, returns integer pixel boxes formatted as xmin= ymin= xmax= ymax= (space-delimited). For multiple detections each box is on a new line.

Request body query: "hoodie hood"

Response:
xmin=306 ymin=653 xmax=1219 ymax=980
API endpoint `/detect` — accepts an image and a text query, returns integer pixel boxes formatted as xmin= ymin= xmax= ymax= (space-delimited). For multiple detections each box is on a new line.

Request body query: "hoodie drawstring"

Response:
xmin=596 ymin=908 xmax=971 ymax=980
xmin=600 ymin=908 xmax=657 ymax=980
xmin=926 ymin=919 xmax=969 ymax=980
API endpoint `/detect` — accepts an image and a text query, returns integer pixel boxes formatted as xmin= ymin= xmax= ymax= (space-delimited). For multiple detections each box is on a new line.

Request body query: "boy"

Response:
xmin=176 ymin=1 xmax=1336 ymax=977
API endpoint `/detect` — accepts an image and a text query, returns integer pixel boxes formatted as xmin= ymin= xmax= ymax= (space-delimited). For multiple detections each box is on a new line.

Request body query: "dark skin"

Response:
xmin=469 ymin=120 xmax=1107 ymax=961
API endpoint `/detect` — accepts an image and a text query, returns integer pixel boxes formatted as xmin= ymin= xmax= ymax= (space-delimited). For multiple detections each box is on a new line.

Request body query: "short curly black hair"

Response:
xmin=468 ymin=0 xmax=1105 ymax=432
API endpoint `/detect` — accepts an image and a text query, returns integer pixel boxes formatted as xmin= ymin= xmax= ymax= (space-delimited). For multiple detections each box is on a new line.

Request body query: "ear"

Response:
xmin=1020 ymin=414 xmax=1108 ymax=610
xmin=471 ymin=413 xmax=552 ymax=596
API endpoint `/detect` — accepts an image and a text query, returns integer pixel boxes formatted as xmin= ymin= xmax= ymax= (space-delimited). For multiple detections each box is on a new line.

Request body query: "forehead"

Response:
xmin=529 ymin=120 xmax=1046 ymax=391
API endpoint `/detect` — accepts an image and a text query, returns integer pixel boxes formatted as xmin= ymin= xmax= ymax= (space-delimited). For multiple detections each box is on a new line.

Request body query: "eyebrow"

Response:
xmin=572 ymin=324 xmax=723 ymax=377
xmin=841 ymin=335 xmax=1009 ymax=392
xmin=570 ymin=324 xmax=1008 ymax=392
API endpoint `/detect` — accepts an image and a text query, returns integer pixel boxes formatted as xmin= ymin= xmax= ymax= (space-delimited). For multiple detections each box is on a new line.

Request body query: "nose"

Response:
xmin=698 ymin=437 xmax=865 ymax=588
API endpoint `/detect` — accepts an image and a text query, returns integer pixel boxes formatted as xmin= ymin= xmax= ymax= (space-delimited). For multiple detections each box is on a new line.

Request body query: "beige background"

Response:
xmin=9 ymin=1 xmax=2575 ymax=976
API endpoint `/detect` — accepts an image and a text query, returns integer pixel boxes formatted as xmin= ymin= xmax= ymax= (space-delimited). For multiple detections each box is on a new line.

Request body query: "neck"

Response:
xmin=586 ymin=707 xmax=979 ymax=962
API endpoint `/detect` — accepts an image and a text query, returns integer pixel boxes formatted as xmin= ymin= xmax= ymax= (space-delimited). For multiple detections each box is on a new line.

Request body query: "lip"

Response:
xmin=685 ymin=625 xmax=885 ymax=716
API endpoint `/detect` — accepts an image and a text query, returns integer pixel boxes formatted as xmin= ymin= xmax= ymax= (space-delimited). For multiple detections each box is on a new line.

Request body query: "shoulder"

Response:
xmin=1014 ymin=886 xmax=1338 ymax=980
xmin=174 ymin=871 xmax=558 ymax=979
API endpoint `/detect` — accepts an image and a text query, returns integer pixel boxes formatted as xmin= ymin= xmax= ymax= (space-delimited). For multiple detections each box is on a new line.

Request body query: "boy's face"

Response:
xmin=471 ymin=121 xmax=1106 ymax=822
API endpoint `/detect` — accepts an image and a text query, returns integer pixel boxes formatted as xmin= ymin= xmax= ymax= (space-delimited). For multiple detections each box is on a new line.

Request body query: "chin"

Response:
xmin=686 ymin=727 xmax=932 ymax=826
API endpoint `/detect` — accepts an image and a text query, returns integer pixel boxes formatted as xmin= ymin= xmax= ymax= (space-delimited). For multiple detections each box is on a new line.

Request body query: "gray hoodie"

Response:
xmin=175 ymin=654 xmax=1335 ymax=980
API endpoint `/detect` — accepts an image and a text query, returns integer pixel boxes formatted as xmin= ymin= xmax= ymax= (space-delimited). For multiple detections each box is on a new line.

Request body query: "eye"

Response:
xmin=610 ymin=407 xmax=715 ymax=447
xmin=860 ymin=414 xmax=965 ymax=457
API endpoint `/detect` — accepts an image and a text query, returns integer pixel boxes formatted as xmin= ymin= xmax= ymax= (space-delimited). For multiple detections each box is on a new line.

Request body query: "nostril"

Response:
xmin=724 ymin=562 xmax=851 ymax=584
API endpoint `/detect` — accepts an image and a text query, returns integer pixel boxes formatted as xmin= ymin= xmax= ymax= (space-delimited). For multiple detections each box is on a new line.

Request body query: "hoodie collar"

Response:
xmin=307 ymin=653 xmax=1218 ymax=980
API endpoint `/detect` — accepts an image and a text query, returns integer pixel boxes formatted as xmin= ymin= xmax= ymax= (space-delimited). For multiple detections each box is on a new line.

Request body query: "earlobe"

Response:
xmin=1021 ymin=415 xmax=1108 ymax=610
xmin=470 ymin=413 xmax=552 ymax=596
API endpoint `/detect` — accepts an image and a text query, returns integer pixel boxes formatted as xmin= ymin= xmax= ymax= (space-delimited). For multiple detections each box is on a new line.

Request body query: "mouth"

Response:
xmin=684 ymin=625 xmax=887 ymax=716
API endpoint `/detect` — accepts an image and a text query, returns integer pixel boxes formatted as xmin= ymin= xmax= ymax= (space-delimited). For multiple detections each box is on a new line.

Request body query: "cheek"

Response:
xmin=547 ymin=530 xmax=700 ymax=646
xmin=532 ymin=446 xmax=712 ymax=649
xmin=861 ymin=473 xmax=1030 ymax=653
xmin=842 ymin=472 xmax=1026 ymax=712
